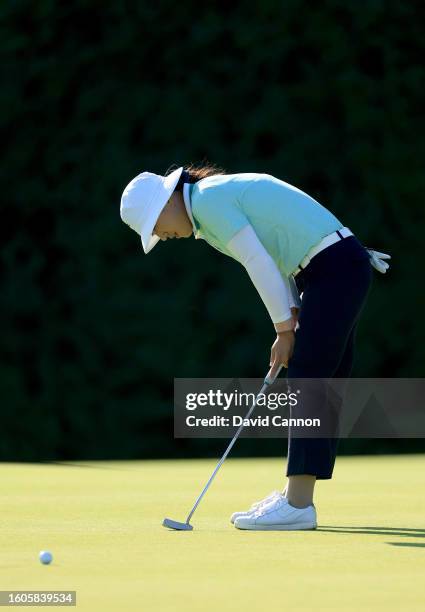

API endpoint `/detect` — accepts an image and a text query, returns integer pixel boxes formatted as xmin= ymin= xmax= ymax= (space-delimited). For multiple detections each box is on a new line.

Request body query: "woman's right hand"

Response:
xmin=270 ymin=331 xmax=296 ymax=374
xmin=290 ymin=307 xmax=300 ymax=330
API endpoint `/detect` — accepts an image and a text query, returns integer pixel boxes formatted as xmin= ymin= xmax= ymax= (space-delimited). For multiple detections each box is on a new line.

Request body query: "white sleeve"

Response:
xmin=288 ymin=274 xmax=302 ymax=308
xmin=225 ymin=224 xmax=293 ymax=325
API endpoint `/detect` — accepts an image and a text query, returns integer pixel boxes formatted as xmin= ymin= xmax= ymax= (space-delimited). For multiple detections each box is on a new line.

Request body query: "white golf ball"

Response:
xmin=39 ymin=551 xmax=53 ymax=565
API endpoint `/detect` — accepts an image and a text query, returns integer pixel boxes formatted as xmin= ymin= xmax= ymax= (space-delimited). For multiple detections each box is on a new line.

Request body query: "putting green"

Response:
xmin=1 ymin=455 xmax=424 ymax=611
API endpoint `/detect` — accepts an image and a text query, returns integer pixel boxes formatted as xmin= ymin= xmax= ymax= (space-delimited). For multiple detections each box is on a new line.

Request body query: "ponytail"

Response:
xmin=165 ymin=161 xmax=227 ymax=192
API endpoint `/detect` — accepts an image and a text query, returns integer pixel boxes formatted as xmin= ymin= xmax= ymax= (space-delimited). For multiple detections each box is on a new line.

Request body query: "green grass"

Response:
xmin=1 ymin=455 xmax=424 ymax=611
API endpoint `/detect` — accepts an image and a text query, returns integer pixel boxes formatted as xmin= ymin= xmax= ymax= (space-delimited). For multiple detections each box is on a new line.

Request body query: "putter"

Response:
xmin=163 ymin=363 xmax=284 ymax=531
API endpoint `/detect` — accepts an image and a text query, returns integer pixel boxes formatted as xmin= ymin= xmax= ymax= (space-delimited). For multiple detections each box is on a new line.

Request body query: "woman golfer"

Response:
xmin=120 ymin=163 xmax=390 ymax=531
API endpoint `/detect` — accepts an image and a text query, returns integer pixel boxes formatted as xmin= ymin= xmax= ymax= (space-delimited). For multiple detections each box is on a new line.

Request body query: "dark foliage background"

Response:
xmin=2 ymin=1 xmax=424 ymax=460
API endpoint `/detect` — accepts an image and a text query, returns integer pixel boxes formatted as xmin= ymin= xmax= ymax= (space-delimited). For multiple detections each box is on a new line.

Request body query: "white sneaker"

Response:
xmin=230 ymin=490 xmax=282 ymax=524
xmin=234 ymin=495 xmax=317 ymax=531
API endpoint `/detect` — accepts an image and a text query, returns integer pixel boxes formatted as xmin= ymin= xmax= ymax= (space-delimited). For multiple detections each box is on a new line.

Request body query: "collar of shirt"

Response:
xmin=183 ymin=183 xmax=202 ymax=239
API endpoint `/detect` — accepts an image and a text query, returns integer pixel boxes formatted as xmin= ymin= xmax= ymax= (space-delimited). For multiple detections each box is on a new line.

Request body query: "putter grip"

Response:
xmin=264 ymin=363 xmax=283 ymax=385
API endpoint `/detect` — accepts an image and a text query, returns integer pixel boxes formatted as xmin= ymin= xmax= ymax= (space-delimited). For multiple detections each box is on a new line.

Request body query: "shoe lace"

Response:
xmin=254 ymin=493 xmax=287 ymax=517
xmin=250 ymin=489 xmax=280 ymax=510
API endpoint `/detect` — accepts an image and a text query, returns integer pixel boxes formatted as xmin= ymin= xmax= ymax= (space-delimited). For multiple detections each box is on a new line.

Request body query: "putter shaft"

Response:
xmin=184 ymin=364 xmax=283 ymax=525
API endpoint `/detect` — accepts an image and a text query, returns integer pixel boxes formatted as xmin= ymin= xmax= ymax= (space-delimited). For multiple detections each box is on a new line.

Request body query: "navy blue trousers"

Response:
xmin=285 ymin=234 xmax=373 ymax=479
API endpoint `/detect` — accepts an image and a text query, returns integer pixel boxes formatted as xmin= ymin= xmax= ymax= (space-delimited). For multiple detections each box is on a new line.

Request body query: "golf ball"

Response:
xmin=39 ymin=551 xmax=53 ymax=565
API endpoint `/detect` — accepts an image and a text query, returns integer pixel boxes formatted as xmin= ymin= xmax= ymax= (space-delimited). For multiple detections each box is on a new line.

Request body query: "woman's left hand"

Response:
xmin=270 ymin=331 xmax=296 ymax=372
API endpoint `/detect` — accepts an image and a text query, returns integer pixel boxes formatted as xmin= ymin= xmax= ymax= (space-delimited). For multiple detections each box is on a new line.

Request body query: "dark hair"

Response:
xmin=165 ymin=161 xmax=227 ymax=192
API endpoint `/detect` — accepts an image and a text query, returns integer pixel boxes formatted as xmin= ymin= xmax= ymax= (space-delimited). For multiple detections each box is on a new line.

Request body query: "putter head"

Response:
xmin=162 ymin=518 xmax=193 ymax=531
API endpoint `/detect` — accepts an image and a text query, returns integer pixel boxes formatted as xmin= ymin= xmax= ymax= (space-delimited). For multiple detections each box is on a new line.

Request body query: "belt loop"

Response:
xmin=336 ymin=229 xmax=343 ymax=239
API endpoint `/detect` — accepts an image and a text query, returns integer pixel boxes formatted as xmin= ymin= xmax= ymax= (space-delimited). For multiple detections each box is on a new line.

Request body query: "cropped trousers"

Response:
xmin=285 ymin=234 xmax=373 ymax=479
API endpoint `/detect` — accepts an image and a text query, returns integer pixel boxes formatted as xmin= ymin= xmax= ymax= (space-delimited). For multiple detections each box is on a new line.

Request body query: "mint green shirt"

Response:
xmin=186 ymin=173 xmax=344 ymax=277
